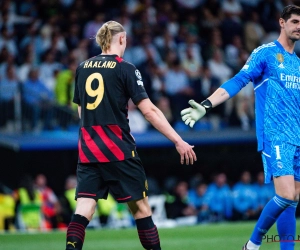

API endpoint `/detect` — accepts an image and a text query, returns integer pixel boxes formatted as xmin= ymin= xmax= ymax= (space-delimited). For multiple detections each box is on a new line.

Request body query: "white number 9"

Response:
xmin=85 ymin=73 xmax=104 ymax=110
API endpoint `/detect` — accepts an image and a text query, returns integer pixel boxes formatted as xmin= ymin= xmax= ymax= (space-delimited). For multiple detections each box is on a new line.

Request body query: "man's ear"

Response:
xmin=279 ymin=18 xmax=285 ymax=28
xmin=119 ymin=34 xmax=123 ymax=45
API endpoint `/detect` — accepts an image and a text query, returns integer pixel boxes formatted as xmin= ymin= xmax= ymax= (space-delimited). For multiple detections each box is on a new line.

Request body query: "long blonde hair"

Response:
xmin=96 ymin=21 xmax=125 ymax=52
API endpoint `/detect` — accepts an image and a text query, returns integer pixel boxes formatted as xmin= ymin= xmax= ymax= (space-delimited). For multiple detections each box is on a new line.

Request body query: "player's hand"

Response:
xmin=175 ymin=140 xmax=197 ymax=165
xmin=180 ymin=100 xmax=206 ymax=128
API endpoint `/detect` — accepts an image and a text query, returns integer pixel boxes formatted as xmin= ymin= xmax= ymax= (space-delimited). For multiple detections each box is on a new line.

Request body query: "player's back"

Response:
xmin=73 ymin=54 xmax=142 ymax=163
xmin=76 ymin=54 xmax=129 ymax=127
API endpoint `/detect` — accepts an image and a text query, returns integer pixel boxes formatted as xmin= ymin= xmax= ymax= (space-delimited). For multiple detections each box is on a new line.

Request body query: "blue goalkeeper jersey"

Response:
xmin=221 ymin=40 xmax=300 ymax=151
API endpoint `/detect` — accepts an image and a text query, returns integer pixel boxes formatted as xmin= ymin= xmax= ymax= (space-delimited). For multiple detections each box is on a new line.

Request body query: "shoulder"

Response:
xmin=252 ymin=42 xmax=277 ymax=55
xmin=78 ymin=56 xmax=97 ymax=68
xmin=119 ymin=58 xmax=137 ymax=71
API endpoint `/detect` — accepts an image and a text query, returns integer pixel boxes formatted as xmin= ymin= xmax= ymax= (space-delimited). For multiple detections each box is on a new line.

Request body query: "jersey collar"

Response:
xmin=274 ymin=40 xmax=295 ymax=55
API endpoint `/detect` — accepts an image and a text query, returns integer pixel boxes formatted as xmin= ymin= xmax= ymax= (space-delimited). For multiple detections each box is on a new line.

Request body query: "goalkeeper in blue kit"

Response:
xmin=181 ymin=5 xmax=300 ymax=250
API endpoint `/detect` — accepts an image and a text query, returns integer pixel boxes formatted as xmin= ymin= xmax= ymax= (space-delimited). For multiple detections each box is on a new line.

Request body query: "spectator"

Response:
xmin=165 ymin=180 xmax=197 ymax=219
xmin=70 ymin=39 xmax=89 ymax=65
xmin=22 ymin=68 xmax=54 ymax=132
xmin=0 ymin=65 xmax=19 ymax=131
xmin=65 ymin=24 xmax=81 ymax=51
xmin=178 ymin=34 xmax=203 ymax=69
xmin=0 ymin=27 xmax=17 ymax=57
xmin=221 ymin=0 xmax=243 ymax=23
xmin=38 ymin=51 xmax=62 ymax=92
xmin=235 ymin=80 xmax=254 ymax=131
xmin=193 ymin=65 xmax=223 ymax=130
xmin=163 ymin=58 xmax=194 ymax=123
xmin=175 ymin=0 xmax=204 ymax=11
xmin=253 ymin=171 xmax=275 ymax=218
xmin=59 ymin=175 xmax=77 ymax=226
xmin=194 ymin=65 xmax=220 ymax=103
xmin=181 ymin=46 xmax=202 ymax=87
xmin=13 ymin=175 xmax=42 ymax=230
xmin=83 ymin=13 xmax=105 ymax=55
xmin=257 ymin=0 xmax=282 ymax=33
xmin=131 ymin=34 xmax=164 ymax=70
xmin=203 ymin=173 xmax=232 ymax=222
xmin=232 ymin=171 xmax=258 ymax=221
xmin=0 ymin=52 xmax=16 ymax=80
xmin=224 ymin=35 xmax=244 ymax=73
xmin=243 ymin=11 xmax=266 ymax=53
xmin=154 ymin=30 xmax=177 ymax=60
xmin=188 ymin=182 xmax=209 ymax=223
xmin=201 ymin=28 xmax=223 ymax=63
xmin=43 ymin=31 xmax=68 ymax=63
xmin=34 ymin=174 xmax=61 ymax=230
xmin=17 ymin=48 xmax=35 ymax=83
xmin=0 ymin=182 xmax=15 ymax=231
xmin=208 ymin=48 xmax=233 ymax=88
xmin=207 ymin=48 xmax=233 ymax=120
xmin=19 ymin=21 xmax=44 ymax=62
xmin=155 ymin=96 xmax=173 ymax=125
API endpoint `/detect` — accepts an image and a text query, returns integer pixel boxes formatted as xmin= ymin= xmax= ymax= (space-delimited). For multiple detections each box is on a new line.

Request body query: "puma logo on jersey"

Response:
xmin=67 ymin=241 xmax=77 ymax=248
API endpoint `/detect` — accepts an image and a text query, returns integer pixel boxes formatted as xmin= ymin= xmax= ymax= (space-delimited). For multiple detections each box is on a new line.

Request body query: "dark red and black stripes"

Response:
xmin=136 ymin=216 xmax=161 ymax=250
xmin=79 ymin=125 xmax=126 ymax=163
xmin=66 ymin=214 xmax=89 ymax=250
xmin=138 ymin=226 xmax=161 ymax=249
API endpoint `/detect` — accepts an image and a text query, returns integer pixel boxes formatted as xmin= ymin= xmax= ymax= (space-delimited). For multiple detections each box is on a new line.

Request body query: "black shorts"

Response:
xmin=75 ymin=157 xmax=148 ymax=203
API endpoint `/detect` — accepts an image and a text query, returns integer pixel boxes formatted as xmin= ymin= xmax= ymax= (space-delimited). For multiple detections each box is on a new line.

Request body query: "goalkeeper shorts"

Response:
xmin=261 ymin=140 xmax=300 ymax=183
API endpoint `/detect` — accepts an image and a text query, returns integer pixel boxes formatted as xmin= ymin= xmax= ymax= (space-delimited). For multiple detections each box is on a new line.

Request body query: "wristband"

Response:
xmin=200 ymin=99 xmax=212 ymax=113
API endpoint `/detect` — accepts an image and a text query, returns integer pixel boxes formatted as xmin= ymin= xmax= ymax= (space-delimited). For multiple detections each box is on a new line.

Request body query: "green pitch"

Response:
xmin=1 ymin=221 xmax=299 ymax=250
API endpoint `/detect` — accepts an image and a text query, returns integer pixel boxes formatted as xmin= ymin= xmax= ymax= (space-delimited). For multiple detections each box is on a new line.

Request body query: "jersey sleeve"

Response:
xmin=221 ymin=47 xmax=266 ymax=97
xmin=241 ymin=47 xmax=266 ymax=81
xmin=73 ymin=68 xmax=80 ymax=105
xmin=122 ymin=63 xmax=148 ymax=105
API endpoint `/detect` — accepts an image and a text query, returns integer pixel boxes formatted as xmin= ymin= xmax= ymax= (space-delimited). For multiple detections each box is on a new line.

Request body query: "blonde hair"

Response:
xmin=96 ymin=21 xmax=125 ymax=52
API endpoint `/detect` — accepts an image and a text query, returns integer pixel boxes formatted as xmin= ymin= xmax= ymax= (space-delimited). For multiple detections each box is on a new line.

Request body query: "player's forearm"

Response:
xmin=144 ymin=108 xmax=182 ymax=144
xmin=207 ymin=88 xmax=230 ymax=108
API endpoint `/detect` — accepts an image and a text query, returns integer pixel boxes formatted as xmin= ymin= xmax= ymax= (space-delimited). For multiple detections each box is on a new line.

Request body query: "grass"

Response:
xmin=0 ymin=220 xmax=299 ymax=250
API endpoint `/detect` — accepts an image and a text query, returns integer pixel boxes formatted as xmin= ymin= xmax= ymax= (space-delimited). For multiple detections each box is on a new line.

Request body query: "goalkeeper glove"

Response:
xmin=180 ymin=99 xmax=212 ymax=128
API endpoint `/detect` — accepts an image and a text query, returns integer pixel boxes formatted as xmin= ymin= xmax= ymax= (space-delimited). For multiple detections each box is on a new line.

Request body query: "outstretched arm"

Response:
xmin=181 ymin=70 xmax=252 ymax=127
xmin=207 ymin=88 xmax=230 ymax=107
xmin=137 ymin=98 xmax=197 ymax=165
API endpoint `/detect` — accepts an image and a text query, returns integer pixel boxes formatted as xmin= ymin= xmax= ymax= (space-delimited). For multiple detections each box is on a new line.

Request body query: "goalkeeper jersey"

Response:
xmin=221 ymin=40 xmax=300 ymax=151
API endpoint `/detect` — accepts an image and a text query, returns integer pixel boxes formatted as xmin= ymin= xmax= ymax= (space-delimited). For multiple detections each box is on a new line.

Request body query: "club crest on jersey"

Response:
xmin=135 ymin=69 xmax=142 ymax=80
xmin=277 ymin=53 xmax=284 ymax=63
xmin=277 ymin=53 xmax=285 ymax=68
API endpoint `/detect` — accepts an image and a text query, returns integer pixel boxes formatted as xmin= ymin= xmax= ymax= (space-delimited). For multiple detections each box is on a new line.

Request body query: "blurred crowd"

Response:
xmin=2 ymin=0 xmax=299 ymax=133
xmin=0 ymin=170 xmax=278 ymax=231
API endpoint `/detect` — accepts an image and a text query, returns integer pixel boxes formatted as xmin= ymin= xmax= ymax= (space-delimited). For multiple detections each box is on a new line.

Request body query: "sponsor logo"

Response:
xmin=67 ymin=241 xmax=77 ymax=248
xmin=137 ymin=80 xmax=144 ymax=86
xmin=281 ymin=73 xmax=300 ymax=90
xmin=135 ymin=69 xmax=142 ymax=80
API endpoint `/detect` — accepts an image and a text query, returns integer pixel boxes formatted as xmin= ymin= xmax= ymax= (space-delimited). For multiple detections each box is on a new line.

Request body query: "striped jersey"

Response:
xmin=73 ymin=54 xmax=148 ymax=163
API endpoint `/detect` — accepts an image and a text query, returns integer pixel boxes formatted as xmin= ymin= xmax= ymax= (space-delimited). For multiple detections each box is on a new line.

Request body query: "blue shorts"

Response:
xmin=261 ymin=140 xmax=300 ymax=183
